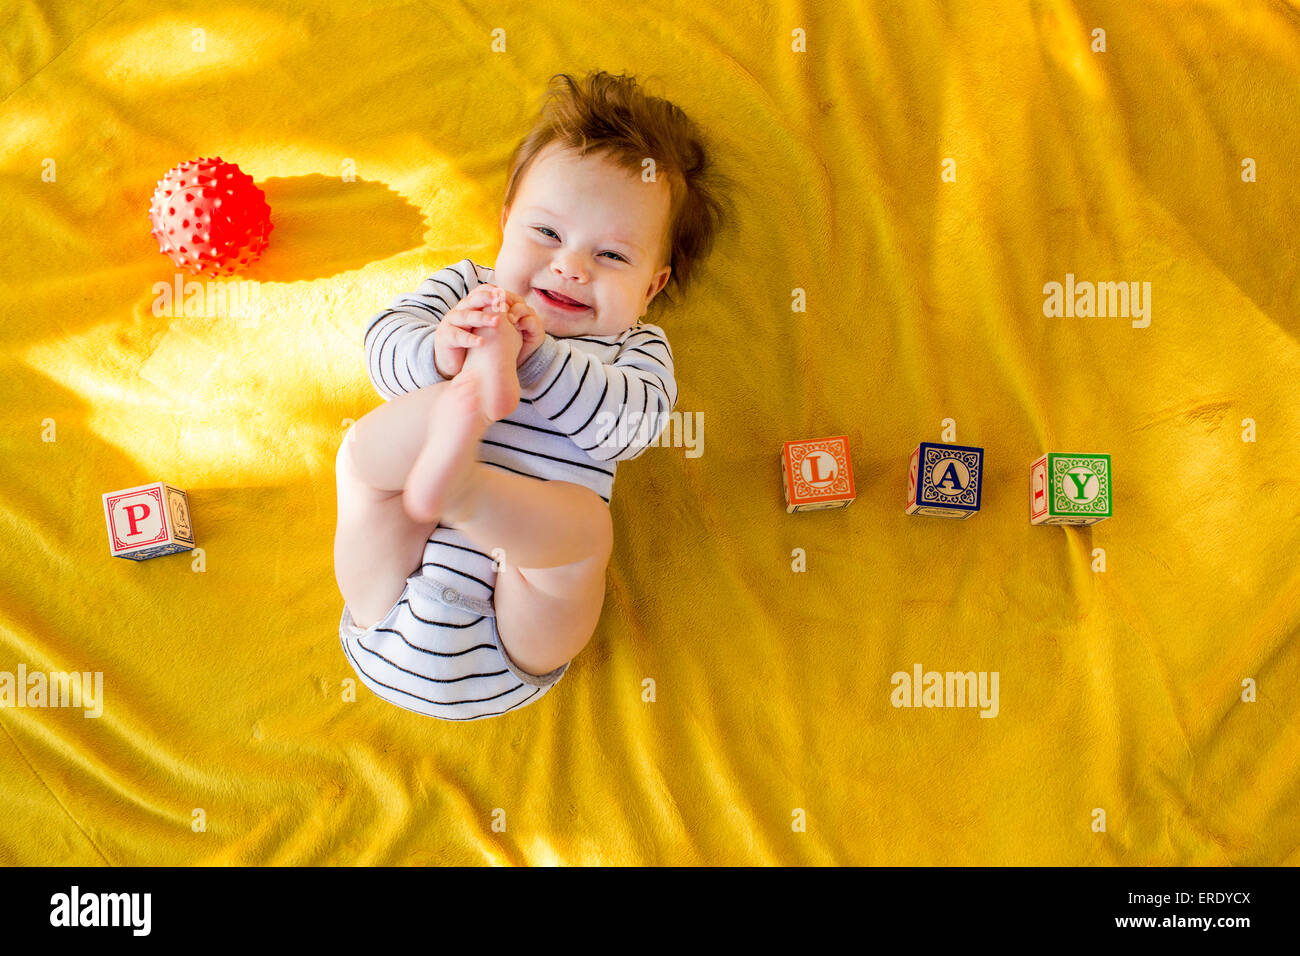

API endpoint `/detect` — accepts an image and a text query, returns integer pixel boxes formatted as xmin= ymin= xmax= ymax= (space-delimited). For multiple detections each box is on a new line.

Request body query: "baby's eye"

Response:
xmin=534 ymin=226 xmax=626 ymax=262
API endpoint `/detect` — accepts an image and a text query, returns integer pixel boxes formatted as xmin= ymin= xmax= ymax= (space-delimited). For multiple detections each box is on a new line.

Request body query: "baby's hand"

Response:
xmin=432 ymin=288 xmax=503 ymax=379
xmin=510 ymin=308 xmax=545 ymax=369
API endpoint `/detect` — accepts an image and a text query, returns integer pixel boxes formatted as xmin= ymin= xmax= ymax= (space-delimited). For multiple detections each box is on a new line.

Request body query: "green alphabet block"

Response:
xmin=1030 ymin=453 xmax=1111 ymax=525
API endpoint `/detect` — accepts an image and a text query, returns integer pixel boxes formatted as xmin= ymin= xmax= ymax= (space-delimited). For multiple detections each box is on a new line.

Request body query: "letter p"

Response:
xmin=125 ymin=503 xmax=152 ymax=536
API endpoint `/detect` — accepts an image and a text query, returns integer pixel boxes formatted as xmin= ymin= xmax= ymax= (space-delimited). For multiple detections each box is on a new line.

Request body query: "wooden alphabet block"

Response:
xmin=1030 ymin=453 xmax=1111 ymax=525
xmin=906 ymin=442 xmax=984 ymax=519
xmin=103 ymin=481 xmax=196 ymax=560
xmin=781 ymin=435 xmax=856 ymax=513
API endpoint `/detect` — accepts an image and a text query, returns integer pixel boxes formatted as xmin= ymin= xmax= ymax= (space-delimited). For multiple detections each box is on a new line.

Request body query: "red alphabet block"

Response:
xmin=781 ymin=436 xmax=856 ymax=513
xmin=103 ymin=481 xmax=196 ymax=560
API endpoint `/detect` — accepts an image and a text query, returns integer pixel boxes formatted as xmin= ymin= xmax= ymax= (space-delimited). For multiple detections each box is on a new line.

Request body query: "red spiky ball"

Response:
xmin=147 ymin=157 xmax=273 ymax=276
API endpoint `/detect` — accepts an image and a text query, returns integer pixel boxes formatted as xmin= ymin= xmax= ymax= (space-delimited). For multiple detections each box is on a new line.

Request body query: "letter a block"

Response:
xmin=103 ymin=481 xmax=196 ymax=560
xmin=1030 ymin=453 xmax=1111 ymax=525
xmin=781 ymin=435 xmax=856 ymax=513
xmin=906 ymin=442 xmax=984 ymax=519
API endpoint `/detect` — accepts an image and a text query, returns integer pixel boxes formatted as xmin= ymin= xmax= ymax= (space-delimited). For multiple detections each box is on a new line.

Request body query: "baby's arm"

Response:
xmin=516 ymin=324 xmax=678 ymax=462
xmin=364 ymin=259 xmax=485 ymax=399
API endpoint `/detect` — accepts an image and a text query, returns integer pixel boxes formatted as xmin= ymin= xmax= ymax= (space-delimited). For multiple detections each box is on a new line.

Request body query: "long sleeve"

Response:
xmin=515 ymin=323 xmax=678 ymax=463
xmin=364 ymin=259 xmax=486 ymax=399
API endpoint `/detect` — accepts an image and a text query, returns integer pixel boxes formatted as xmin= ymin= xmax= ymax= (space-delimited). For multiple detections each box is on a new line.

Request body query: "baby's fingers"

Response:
xmin=449 ymin=307 xmax=499 ymax=328
xmin=514 ymin=313 xmax=545 ymax=345
xmin=464 ymin=285 xmax=509 ymax=312
xmin=450 ymin=326 xmax=484 ymax=347
xmin=439 ymin=318 xmax=487 ymax=346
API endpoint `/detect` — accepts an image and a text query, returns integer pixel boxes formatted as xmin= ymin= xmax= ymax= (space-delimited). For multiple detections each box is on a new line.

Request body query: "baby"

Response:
xmin=334 ymin=71 xmax=729 ymax=720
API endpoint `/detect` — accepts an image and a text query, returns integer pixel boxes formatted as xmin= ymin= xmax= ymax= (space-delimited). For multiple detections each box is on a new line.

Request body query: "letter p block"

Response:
xmin=103 ymin=481 xmax=197 ymax=560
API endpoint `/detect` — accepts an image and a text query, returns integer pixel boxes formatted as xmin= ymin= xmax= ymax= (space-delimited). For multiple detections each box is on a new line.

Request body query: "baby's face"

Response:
xmin=494 ymin=142 xmax=673 ymax=337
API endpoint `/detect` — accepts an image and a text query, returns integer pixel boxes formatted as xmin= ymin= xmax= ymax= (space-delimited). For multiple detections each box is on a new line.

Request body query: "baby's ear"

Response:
xmin=645 ymin=265 xmax=671 ymax=303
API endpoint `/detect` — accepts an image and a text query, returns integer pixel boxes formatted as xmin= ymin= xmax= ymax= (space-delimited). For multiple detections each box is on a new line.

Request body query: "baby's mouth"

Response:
xmin=535 ymin=288 xmax=591 ymax=312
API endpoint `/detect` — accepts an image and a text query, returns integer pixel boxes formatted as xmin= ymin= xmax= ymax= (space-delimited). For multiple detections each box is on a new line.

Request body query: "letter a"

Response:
xmin=935 ymin=462 xmax=964 ymax=492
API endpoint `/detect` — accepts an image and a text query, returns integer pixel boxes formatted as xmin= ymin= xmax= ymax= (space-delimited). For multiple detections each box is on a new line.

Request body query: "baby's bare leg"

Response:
xmin=335 ymin=456 xmax=438 ymax=630
xmin=441 ymin=469 xmax=614 ymax=675
xmin=404 ymin=312 xmax=519 ymax=523
xmin=335 ymin=378 xmax=481 ymax=628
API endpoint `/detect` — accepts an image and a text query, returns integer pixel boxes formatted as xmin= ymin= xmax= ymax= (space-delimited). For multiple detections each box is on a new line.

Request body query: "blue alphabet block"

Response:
xmin=906 ymin=442 xmax=984 ymax=519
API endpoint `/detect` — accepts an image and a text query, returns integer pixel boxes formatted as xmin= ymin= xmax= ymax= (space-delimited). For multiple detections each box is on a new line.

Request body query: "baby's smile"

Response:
xmin=533 ymin=286 xmax=592 ymax=313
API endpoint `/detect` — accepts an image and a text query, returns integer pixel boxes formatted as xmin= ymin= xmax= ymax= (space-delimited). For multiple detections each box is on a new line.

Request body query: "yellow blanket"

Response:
xmin=1 ymin=0 xmax=1296 ymax=865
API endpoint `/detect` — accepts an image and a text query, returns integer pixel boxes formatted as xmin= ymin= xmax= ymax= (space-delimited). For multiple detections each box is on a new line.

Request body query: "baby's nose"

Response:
xmin=551 ymin=257 xmax=586 ymax=281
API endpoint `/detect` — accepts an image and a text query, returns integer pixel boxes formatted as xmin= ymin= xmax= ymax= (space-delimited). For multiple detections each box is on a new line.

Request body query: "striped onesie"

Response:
xmin=339 ymin=259 xmax=678 ymax=720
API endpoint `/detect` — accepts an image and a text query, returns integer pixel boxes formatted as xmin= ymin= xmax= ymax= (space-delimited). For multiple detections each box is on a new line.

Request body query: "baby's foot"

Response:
xmin=460 ymin=298 xmax=523 ymax=421
xmin=403 ymin=370 xmax=492 ymax=524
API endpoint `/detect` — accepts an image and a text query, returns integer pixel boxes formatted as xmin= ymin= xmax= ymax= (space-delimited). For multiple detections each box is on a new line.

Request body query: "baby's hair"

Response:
xmin=503 ymin=70 xmax=734 ymax=307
